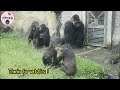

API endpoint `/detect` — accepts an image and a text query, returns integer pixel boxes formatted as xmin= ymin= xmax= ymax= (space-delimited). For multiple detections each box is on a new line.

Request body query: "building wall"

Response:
xmin=112 ymin=11 xmax=120 ymax=47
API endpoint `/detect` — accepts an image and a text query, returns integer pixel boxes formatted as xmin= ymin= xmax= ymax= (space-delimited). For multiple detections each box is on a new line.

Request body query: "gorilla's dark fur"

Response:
xmin=57 ymin=44 xmax=77 ymax=76
xmin=28 ymin=24 xmax=37 ymax=44
xmin=61 ymin=14 xmax=84 ymax=48
xmin=42 ymin=45 xmax=57 ymax=66
xmin=39 ymin=24 xmax=50 ymax=47
xmin=32 ymin=24 xmax=50 ymax=48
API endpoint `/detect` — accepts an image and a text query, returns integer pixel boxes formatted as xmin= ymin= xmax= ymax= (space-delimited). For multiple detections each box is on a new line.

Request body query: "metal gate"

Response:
xmin=87 ymin=11 xmax=106 ymax=47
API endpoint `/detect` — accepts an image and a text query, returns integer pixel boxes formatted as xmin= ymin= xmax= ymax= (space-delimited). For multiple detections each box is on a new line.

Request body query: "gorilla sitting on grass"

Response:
xmin=56 ymin=44 xmax=77 ymax=76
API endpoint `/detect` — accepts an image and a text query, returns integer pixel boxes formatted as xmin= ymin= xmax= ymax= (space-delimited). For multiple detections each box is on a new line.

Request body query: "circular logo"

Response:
xmin=1 ymin=11 xmax=15 ymax=25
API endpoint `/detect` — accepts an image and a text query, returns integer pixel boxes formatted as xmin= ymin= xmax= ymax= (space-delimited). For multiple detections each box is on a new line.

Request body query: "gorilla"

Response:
xmin=61 ymin=14 xmax=84 ymax=48
xmin=32 ymin=25 xmax=41 ymax=48
xmin=56 ymin=44 xmax=77 ymax=76
xmin=39 ymin=24 xmax=50 ymax=47
xmin=32 ymin=24 xmax=50 ymax=48
xmin=28 ymin=24 xmax=37 ymax=44
xmin=42 ymin=45 xmax=57 ymax=66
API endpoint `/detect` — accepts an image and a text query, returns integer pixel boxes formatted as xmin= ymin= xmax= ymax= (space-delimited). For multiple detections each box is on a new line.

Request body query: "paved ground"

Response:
xmin=73 ymin=46 xmax=120 ymax=79
xmin=73 ymin=46 xmax=120 ymax=71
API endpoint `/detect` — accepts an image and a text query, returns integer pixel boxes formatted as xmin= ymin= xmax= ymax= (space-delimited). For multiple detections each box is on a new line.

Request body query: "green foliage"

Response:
xmin=0 ymin=32 xmax=108 ymax=79
xmin=76 ymin=57 xmax=108 ymax=79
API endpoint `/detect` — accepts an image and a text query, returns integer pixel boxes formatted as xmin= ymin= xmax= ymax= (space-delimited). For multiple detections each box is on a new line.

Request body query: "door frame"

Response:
xmin=86 ymin=11 xmax=112 ymax=47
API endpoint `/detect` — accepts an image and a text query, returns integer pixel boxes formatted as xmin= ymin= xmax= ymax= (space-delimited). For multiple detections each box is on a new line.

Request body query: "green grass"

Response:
xmin=0 ymin=32 xmax=108 ymax=79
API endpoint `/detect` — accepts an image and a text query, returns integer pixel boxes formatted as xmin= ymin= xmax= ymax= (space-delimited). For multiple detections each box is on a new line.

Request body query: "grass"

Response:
xmin=0 ymin=32 xmax=108 ymax=79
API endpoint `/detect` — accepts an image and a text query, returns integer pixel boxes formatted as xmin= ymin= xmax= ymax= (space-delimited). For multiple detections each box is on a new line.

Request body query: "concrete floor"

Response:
xmin=73 ymin=46 xmax=120 ymax=71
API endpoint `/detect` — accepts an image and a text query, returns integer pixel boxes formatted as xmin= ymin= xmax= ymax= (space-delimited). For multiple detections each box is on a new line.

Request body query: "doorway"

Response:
xmin=87 ymin=11 xmax=107 ymax=47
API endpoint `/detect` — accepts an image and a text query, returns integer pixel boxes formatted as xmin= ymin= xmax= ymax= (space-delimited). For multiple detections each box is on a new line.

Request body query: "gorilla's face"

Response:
xmin=73 ymin=21 xmax=81 ymax=28
xmin=60 ymin=44 xmax=72 ymax=52
xmin=31 ymin=25 xmax=36 ymax=31
xmin=44 ymin=55 xmax=51 ymax=62
xmin=38 ymin=24 xmax=46 ymax=33
xmin=39 ymin=33 xmax=44 ymax=38
xmin=39 ymin=24 xmax=46 ymax=30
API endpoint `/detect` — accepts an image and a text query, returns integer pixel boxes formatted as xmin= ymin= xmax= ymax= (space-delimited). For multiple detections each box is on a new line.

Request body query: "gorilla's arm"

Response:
xmin=45 ymin=27 xmax=50 ymax=35
xmin=56 ymin=52 xmax=64 ymax=65
xmin=64 ymin=21 xmax=73 ymax=36
xmin=76 ymin=22 xmax=84 ymax=47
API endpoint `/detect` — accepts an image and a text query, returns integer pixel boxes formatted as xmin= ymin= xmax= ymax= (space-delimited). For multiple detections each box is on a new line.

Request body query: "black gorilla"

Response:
xmin=42 ymin=45 xmax=57 ymax=66
xmin=56 ymin=44 xmax=76 ymax=76
xmin=28 ymin=24 xmax=37 ymax=44
xmin=32 ymin=28 xmax=40 ymax=48
xmin=38 ymin=24 xmax=50 ymax=47
xmin=62 ymin=14 xmax=84 ymax=48
xmin=32 ymin=24 xmax=50 ymax=48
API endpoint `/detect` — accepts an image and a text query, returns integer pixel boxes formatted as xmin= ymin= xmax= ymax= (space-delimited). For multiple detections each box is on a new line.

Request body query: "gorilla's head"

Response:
xmin=72 ymin=14 xmax=80 ymax=21
xmin=38 ymin=24 xmax=46 ymax=32
xmin=39 ymin=24 xmax=46 ymax=30
xmin=73 ymin=21 xmax=81 ymax=28
xmin=71 ymin=14 xmax=81 ymax=28
xmin=38 ymin=24 xmax=46 ymax=33
xmin=43 ymin=54 xmax=52 ymax=63
xmin=60 ymin=43 xmax=72 ymax=52
xmin=31 ymin=25 xmax=36 ymax=31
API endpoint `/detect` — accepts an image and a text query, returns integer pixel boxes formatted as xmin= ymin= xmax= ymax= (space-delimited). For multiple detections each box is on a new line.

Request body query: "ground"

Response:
xmin=0 ymin=32 xmax=109 ymax=79
xmin=73 ymin=46 xmax=120 ymax=79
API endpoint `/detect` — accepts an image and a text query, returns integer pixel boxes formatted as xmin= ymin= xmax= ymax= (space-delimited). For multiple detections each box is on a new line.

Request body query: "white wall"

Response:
xmin=9 ymin=11 xmax=57 ymax=36
xmin=112 ymin=11 xmax=120 ymax=46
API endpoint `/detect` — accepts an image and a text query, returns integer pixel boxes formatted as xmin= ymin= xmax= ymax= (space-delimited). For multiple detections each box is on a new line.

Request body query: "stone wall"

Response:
xmin=1 ymin=11 xmax=58 ymax=38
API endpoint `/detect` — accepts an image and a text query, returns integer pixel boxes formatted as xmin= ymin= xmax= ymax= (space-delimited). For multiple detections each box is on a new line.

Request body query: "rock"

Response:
xmin=104 ymin=59 xmax=111 ymax=65
xmin=0 ymin=27 xmax=13 ymax=33
xmin=109 ymin=54 xmax=120 ymax=64
xmin=107 ymin=71 xmax=119 ymax=79
xmin=109 ymin=59 xmax=119 ymax=64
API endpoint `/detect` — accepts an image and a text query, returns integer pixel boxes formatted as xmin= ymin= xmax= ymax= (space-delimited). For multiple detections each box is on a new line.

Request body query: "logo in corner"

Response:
xmin=1 ymin=11 xmax=15 ymax=25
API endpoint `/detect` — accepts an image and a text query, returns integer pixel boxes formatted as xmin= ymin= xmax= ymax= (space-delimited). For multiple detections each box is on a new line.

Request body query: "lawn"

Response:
xmin=0 ymin=32 xmax=108 ymax=79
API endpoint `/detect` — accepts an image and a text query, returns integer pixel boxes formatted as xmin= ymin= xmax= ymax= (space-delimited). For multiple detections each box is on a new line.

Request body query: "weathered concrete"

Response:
xmin=105 ymin=11 xmax=112 ymax=48
xmin=2 ymin=11 xmax=58 ymax=37
xmin=112 ymin=11 xmax=120 ymax=47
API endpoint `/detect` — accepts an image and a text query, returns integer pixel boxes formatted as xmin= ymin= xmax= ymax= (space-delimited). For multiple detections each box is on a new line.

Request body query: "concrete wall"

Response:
xmin=105 ymin=11 xmax=112 ymax=48
xmin=5 ymin=11 xmax=58 ymax=37
xmin=112 ymin=11 xmax=120 ymax=47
